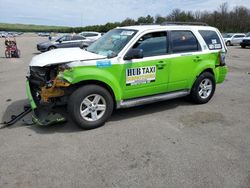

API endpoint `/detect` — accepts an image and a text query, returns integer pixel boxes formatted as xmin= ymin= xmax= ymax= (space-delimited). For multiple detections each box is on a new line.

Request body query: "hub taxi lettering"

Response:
xmin=126 ymin=66 xmax=156 ymax=86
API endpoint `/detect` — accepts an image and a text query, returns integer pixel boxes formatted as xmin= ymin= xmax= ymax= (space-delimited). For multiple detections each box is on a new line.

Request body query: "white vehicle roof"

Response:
xmin=232 ymin=33 xmax=246 ymax=35
xmin=119 ymin=25 xmax=218 ymax=32
xmin=79 ymin=31 xmax=101 ymax=34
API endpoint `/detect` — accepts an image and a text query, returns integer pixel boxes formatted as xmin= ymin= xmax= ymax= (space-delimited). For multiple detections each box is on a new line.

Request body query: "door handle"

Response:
xmin=156 ymin=61 xmax=166 ymax=69
xmin=193 ymin=56 xmax=202 ymax=62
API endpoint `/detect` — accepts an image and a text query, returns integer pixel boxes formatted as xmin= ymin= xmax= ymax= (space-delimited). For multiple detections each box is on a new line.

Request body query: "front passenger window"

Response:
xmin=132 ymin=32 xmax=167 ymax=57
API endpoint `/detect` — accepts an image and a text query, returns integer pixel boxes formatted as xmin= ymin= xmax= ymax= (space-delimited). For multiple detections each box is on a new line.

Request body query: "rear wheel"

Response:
xmin=68 ymin=85 xmax=114 ymax=129
xmin=48 ymin=46 xmax=56 ymax=51
xmin=190 ymin=72 xmax=216 ymax=104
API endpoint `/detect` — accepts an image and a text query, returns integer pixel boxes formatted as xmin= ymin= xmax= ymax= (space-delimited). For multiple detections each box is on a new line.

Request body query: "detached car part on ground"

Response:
xmin=26 ymin=24 xmax=228 ymax=129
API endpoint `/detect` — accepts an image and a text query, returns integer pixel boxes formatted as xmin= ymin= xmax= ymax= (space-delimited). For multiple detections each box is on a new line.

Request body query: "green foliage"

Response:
xmin=0 ymin=3 xmax=249 ymax=33
xmin=0 ymin=23 xmax=70 ymax=32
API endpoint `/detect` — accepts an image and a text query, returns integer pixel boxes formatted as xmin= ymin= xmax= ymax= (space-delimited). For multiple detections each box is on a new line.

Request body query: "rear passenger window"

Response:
xmin=199 ymin=30 xmax=222 ymax=50
xmin=73 ymin=36 xmax=84 ymax=40
xmin=132 ymin=32 xmax=168 ymax=57
xmin=171 ymin=31 xmax=200 ymax=53
xmin=87 ymin=33 xmax=98 ymax=37
xmin=234 ymin=35 xmax=245 ymax=38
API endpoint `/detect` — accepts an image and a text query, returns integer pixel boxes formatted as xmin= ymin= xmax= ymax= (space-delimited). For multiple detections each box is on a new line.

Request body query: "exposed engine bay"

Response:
xmin=28 ymin=65 xmax=71 ymax=104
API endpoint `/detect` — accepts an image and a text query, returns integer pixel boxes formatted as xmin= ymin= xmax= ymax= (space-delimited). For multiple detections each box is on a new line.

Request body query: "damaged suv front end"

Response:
xmin=26 ymin=48 xmax=106 ymax=125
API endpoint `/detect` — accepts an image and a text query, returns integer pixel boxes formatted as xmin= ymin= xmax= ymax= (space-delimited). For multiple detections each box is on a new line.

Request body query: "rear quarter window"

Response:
xmin=199 ymin=30 xmax=222 ymax=50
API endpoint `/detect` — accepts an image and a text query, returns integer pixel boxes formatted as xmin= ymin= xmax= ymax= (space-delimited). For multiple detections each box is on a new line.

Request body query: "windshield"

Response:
xmin=246 ymin=32 xmax=250 ymax=37
xmin=87 ymin=29 xmax=137 ymax=58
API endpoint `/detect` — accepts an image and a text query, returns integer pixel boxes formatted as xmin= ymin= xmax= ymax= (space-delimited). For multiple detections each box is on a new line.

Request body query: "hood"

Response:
xmin=30 ymin=48 xmax=106 ymax=67
xmin=243 ymin=37 xmax=250 ymax=40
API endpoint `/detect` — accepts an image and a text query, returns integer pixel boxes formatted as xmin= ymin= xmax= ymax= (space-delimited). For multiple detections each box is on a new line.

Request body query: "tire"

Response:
xmin=241 ymin=45 xmax=246 ymax=48
xmin=48 ymin=46 xmax=56 ymax=51
xmin=5 ymin=50 xmax=10 ymax=58
xmin=17 ymin=49 xmax=21 ymax=58
xmin=190 ymin=72 xmax=216 ymax=104
xmin=68 ymin=85 xmax=114 ymax=129
xmin=226 ymin=41 xmax=231 ymax=46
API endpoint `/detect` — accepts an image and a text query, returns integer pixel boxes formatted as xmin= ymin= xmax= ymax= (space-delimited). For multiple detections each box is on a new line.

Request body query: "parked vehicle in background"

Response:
xmin=240 ymin=32 xmax=250 ymax=48
xmin=0 ymin=31 xmax=23 ymax=37
xmin=37 ymin=34 xmax=93 ymax=52
xmin=38 ymin=32 xmax=51 ymax=37
xmin=4 ymin=37 xmax=20 ymax=58
xmin=223 ymin=33 xmax=246 ymax=46
xmin=0 ymin=31 xmax=8 ymax=37
xmin=78 ymin=31 xmax=102 ymax=41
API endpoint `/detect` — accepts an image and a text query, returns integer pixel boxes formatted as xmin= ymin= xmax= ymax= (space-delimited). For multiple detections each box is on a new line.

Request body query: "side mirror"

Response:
xmin=124 ymin=49 xmax=143 ymax=60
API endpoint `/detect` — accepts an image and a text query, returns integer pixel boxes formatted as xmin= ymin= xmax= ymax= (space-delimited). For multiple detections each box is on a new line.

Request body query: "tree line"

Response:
xmin=1 ymin=3 xmax=249 ymax=33
xmin=73 ymin=3 xmax=250 ymax=33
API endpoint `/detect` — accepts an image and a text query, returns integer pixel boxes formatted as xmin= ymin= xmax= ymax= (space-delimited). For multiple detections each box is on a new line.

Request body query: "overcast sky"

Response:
xmin=0 ymin=0 xmax=249 ymax=26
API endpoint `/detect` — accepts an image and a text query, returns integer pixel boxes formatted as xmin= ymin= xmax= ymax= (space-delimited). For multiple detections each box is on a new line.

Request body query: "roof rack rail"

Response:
xmin=161 ymin=22 xmax=208 ymax=26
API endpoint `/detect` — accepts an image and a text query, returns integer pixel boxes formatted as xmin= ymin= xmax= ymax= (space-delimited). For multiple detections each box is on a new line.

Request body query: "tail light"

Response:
xmin=219 ymin=52 xmax=226 ymax=66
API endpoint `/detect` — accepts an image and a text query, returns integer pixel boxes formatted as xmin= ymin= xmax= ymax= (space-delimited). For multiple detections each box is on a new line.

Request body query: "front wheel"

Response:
xmin=48 ymin=46 xmax=56 ymax=51
xmin=226 ymin=41 xmax=231 ymax=46
xmin=190 ymin=72 xmax=216 ymax=104
xmin=68 ymin=85 xmax=114 ymax=129
xmin=5 ymin=50 xmax=10 ymax=58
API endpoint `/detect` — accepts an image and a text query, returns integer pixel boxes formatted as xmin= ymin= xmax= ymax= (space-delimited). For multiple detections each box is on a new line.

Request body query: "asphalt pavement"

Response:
xmin=0 ymin=34 xmax=249 ymax=188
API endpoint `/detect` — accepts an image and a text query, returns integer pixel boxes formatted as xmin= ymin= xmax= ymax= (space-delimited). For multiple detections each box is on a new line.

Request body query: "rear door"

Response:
xmin=168 ymin=30 xmax=202 ymax=91
xmin=122 ymin=31 xmax=170 ymax=99
xmin=71 ymin=35 xmax=86 ymax=47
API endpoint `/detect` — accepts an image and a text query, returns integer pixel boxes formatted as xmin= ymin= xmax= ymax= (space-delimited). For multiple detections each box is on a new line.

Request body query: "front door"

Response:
xmin=58 ymin=36 xmax=73 ymax=48
xmin=122 ymin=31 xmax=170 ymax=99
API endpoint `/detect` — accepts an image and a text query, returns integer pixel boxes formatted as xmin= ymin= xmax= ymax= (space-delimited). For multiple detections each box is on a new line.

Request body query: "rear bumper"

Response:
xmin=215 ymin=66 xmax=228 ymax=84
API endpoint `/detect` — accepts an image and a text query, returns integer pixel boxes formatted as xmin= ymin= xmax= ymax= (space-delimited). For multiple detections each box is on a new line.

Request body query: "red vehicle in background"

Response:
xmin=5 ymin=37 xmax=20 ymax=58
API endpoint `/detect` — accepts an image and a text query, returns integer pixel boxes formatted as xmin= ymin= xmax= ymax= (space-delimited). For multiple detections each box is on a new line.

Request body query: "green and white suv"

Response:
xmin=26 ymin=24 xmax=228 ymax=129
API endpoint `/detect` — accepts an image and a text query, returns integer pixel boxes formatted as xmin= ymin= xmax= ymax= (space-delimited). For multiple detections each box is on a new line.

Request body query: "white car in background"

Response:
xmin=223 ymin=33 xmax=246 ymax=46
xmin=78 ymin=31 xmax=102 ymax=41
xmin=0 ymin=31 xmax=8 ymax=37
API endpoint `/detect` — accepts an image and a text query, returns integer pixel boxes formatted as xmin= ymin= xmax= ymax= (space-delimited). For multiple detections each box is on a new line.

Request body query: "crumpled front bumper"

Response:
xmin=26 ymin=80 xmax=66 ymax=126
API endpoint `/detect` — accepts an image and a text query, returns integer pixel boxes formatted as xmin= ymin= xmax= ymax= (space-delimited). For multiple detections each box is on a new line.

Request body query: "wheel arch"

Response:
xmin=199 ymin=68 xmax=214 ymax=76
xmin=48 ymin=45 xmax=57 ymax=50
xmin=189 ymin=67 xmax=215 ymax=89
xmin=67 ymin=79 xmax=120 ymax=108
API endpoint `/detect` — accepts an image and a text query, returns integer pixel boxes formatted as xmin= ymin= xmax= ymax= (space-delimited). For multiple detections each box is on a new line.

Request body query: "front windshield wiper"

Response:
xmin=107 ymin=52 xmax=117 ymax=59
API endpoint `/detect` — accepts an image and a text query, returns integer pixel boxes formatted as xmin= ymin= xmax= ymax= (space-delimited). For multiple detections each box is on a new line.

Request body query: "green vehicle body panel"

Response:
xmin=215 ymin=66 xmax=228 ymax=83
xmin=59 ymin=51 xmax=227 ymax=102
xmin=26 ymin=80 xmax=37 ymax=110
xmin=62 ymin=65 xmax=124 ymax=101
